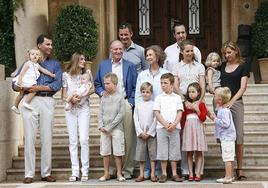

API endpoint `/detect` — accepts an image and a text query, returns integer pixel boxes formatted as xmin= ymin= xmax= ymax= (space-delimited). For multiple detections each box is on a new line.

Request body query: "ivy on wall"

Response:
xmin=0 ymin=0 xmax=16 ymax=77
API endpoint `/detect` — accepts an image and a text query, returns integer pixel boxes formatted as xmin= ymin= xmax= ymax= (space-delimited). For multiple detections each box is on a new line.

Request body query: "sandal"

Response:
xmin=69 ymin=176 xmax=79 ymax=182
xmin=98 ymin=175 xmax=110 ymax=182
xmin=150 ymin=175 xmax=158 ymax=182
xmin=117 ymin=176 xmax=126 ymax=182
xmin=81 ymin=176 xmax=88 ymax=182
xmin=236 ymin=169 xmax=247 ymax=181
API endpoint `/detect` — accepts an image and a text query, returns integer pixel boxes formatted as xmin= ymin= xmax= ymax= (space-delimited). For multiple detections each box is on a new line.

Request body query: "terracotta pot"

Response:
xmin=258 ymin=57 xmax=268 ymax=84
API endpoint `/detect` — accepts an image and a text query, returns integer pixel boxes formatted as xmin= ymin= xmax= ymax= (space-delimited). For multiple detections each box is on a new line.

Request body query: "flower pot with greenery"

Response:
xmin=53 ymin=4 xmax=98 ymax=71
xmin=251 ymin=0 xmax=268 ymax=83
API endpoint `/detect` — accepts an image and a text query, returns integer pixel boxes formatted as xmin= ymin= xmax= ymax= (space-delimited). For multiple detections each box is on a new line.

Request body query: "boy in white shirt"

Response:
xmin=153 ymin=73 xmax=184 ymax=183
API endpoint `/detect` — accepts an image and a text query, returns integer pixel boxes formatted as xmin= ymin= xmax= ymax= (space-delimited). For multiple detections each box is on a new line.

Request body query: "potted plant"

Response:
xmin=53 ymin=4 xmax=98 ymax=70
xmin=251 ymin=0 xmax=268 ymax=83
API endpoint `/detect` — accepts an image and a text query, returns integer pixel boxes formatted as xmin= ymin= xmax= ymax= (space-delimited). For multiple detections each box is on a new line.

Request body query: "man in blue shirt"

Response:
xmin=21 ymin=34 xmax=62 ymax=184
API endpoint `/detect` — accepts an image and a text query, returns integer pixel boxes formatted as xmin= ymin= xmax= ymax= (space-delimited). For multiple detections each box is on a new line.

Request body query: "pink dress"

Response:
xmin=182 ymin=102 xmax=208 ymax=151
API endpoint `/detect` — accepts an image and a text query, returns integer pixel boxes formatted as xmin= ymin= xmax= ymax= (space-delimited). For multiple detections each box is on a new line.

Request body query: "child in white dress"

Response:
xmin=11 ymin=48 xmax=55 ymax=114
xmin=205 ymin=52 xmax=221 ymax=94
xmin=64 ymin=73 xmax=92 ymax=111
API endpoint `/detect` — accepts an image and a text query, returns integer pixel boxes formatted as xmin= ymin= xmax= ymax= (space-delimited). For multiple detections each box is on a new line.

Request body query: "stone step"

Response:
xmin=204 ymin=153 xmax=268 ymax=167
xmin=204 ymin=121 xmax=268 ymax=132
xmin=54 ymin=113 xmax=98 ymax=124
xmin=243 ymin=84 xmax=268 ymax=93
xmin=205 ymin=131 xmax=268 ymax=143
xmin=6 ymin=168 xmax=103 ymax=181
xmin=18 ymin=144 xmax=100 ymax=157
xmin=12 ymin=155 xmax=103 ymax=169
xmin=205 ymin=101 xmax=268 ymax=111
xmin=6 ymin=165 xmax=268 ymax=181
xmin=204 ymin=93 xmax=268 ymax=103
xmin=36 ymin=133 xmax=101 ymax=145
xmin=207 ymin=143 xmax=268 ymax=155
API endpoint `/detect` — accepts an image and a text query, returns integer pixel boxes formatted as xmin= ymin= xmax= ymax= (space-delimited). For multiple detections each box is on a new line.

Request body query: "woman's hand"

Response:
xmin=71 ymin=95 xmax=81 ymax=104
xmin=224 ymin=100 xmax=234 ymax=108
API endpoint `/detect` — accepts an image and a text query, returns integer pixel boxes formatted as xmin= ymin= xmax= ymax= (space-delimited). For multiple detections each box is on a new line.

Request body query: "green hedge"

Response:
xmin=0 ymin=0 xmax=16 ymax=77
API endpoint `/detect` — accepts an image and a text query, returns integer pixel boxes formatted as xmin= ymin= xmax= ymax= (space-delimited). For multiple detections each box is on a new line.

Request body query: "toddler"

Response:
xmin=11 ymin=48 xmax=55 ymax=113
xmin=64 ymin=73 xmax=92 ymax=111
xmin=205 ymin=52 xmax=221 ymax=94
xmin=210 ymin=87 xmax=236 ymax=184
xmin=134 ymin=82 xmax=157 ymax=182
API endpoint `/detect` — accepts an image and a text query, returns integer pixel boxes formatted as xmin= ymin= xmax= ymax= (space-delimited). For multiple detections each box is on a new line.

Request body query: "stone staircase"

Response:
xmin=6 ymin=84 xmax=268 ymax=181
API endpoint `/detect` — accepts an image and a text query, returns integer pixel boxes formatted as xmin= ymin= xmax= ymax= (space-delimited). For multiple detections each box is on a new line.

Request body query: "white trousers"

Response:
xmin=21 ymin=96 xmax=55 ymax=178
xmin=65 ymin=104 xmax=90 ymax=177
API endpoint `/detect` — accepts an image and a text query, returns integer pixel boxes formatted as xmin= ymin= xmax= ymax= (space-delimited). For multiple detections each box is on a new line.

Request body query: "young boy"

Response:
xmin=153 ymin=73 xmax=184 ymax=183
xmin=210 ymin=87 xmax=236 ymax=184
xmin=98 ymin=73 xmax=126 ymax=182
xmin=134 ymin=82 xmax=157 ymax=182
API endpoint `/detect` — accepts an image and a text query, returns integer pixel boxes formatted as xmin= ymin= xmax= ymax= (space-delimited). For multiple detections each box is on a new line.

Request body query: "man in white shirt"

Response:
xmin=164 ymin=21 xmax=202 ymax=72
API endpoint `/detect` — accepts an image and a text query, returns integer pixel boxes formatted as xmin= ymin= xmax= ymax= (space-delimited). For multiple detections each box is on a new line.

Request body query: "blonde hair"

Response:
xmin=221 ymin=40 xmax=244 ymax=64
xmin=104 ymin=72 xmax=118 ymax=85
xmin=215 ymin=87 xmax=232 ymax=104
xmin=205 ymin=52 xmax=222 ymax=67
xmin=26 ymin=48 xmax=41 ymax=63
xmin=140 ymin=82 xmax=153 ymax=93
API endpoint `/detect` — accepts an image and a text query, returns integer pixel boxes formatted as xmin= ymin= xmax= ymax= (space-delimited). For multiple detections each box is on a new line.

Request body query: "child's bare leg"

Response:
xmin=139 ymin=161 xmax=145 ymax=177
xmin=195 ymin=151 xmax=203 ymax=177
xmin=150 ymin=161 xmax=155 ymax=177
xmin=114 ymin=156 xmax=123 ymax=178
xmin=225 ymin=161 xmax=232 ymax=179
xmin=171 ymin=161 xmax=178 ymax=176
xmin=14 ymin=91 xmax=25 ymax=108
xmin=187 ymin=151 xmax=194 ymax=177
xmin=103 ymin=155 xmax=110 ymax=178
xmin=25 ymin=92 xmax=36 ymax=104
xmin=161 ymin=160 xmax=167 ymax=176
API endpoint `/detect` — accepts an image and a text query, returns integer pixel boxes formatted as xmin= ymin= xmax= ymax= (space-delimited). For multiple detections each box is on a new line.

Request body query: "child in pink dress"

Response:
xmin=181 ymin=82 xmax=208 ymax=181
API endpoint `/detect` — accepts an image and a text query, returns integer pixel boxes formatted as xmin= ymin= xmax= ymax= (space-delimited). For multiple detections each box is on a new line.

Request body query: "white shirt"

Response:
xmin=172 ymin=60 xmax=205 ymax=95
xmin=112 ymin=59 xmax=126 ymax=97
xmin=134 ymin=100 xmax=157 ymax=137
xmin=164 ymin=42 xmax=202 ymax=72
xmin=153 ymin=92 xmax=184 ymax=129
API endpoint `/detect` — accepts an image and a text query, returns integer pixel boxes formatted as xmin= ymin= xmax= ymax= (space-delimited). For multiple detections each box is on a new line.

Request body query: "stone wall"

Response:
xmin=0 ymin=78 xmax=23 ymax=182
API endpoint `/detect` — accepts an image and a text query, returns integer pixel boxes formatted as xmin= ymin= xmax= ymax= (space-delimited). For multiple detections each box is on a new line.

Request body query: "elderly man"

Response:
xmin=95 ymin=40 xmax=138 ymax=179
xmin=21 ymin=34 xmax=62 ymax=184
xmin=118 ymin=22 xmax=147 ymax=74
xmin=164 ymin=21 xmax=202 ymax=72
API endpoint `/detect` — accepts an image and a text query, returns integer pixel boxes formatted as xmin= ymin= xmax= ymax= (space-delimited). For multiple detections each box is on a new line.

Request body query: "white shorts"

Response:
xmin=221 ymin=140 xmax=235 ymax=162
xmin=100 ymin=128 xmax=125 ymax=156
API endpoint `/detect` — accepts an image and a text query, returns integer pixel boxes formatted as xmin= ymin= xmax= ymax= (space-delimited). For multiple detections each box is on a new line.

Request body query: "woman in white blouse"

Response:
xmin=62 ymin=52 xmax=95 ymax=182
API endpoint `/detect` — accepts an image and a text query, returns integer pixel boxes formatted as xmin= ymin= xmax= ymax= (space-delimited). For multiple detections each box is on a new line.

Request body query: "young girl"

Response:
xmin=11 ymin=48 xmax=55 ymax=113
xmin=205 ymin=52 xmax=222 ymax=94
xmin=181 ymin=82 xmax=208 ymax=181
xmin=134 ymin=82 xmax=157 ymax=182
xmin=64 ymin=73 xmax=92 ymax=111
xmin=210 ymin=87 xmax=236 ymax=184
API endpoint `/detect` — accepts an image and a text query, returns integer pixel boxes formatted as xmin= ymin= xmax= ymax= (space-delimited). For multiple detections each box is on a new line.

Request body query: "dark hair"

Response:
xmin=185 ymin=82 xmax=202 ymax=102
xmin=160 ymin=73 xmax=175 ymax=84
xmin=172 ymin=20 xmax=186 ymax=34
xmin=145 ymin=45 xmax=166 ymax=67
xmin=178 ymin=39 xmax=197 ymax=62
xmin=36 ymin=34 xmax=51 ymax=45
xmin=119 ymin=22 xmax=133 ymax=33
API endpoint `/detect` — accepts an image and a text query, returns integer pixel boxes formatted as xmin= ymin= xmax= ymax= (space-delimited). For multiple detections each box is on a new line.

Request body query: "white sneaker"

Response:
xmin=69 ymin=176 xmax=78 ymax=182
xmin=23 ymin=102 xmax=33 ymax=110
xmin=216 ymin=178 xmax=232 ymax=184
xmin=81 ymin=176 xmax=88 ymax=182
xmin=11 ymin=106 xmax=20 ymax=114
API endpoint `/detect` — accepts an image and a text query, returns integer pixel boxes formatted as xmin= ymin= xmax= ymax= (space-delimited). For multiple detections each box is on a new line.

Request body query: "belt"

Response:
xmin=36 ymin=93 xmax=54 ymax=97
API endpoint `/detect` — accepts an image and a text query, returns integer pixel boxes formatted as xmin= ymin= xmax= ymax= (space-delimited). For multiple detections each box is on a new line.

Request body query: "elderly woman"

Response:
xmin=220 ymin=40 xmax=249 ymax=181
xmin=134 ymin=45 xmax=169 ymax=180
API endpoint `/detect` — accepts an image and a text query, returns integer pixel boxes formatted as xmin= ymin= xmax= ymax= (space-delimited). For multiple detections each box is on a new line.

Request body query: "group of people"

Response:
xmin=12 ymin=21 xmax=249 ymax=184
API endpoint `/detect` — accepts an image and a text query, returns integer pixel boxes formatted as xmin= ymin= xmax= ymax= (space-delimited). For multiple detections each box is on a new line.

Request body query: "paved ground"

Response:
xmin=0 ymin=179 xmax=268 ymax=188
